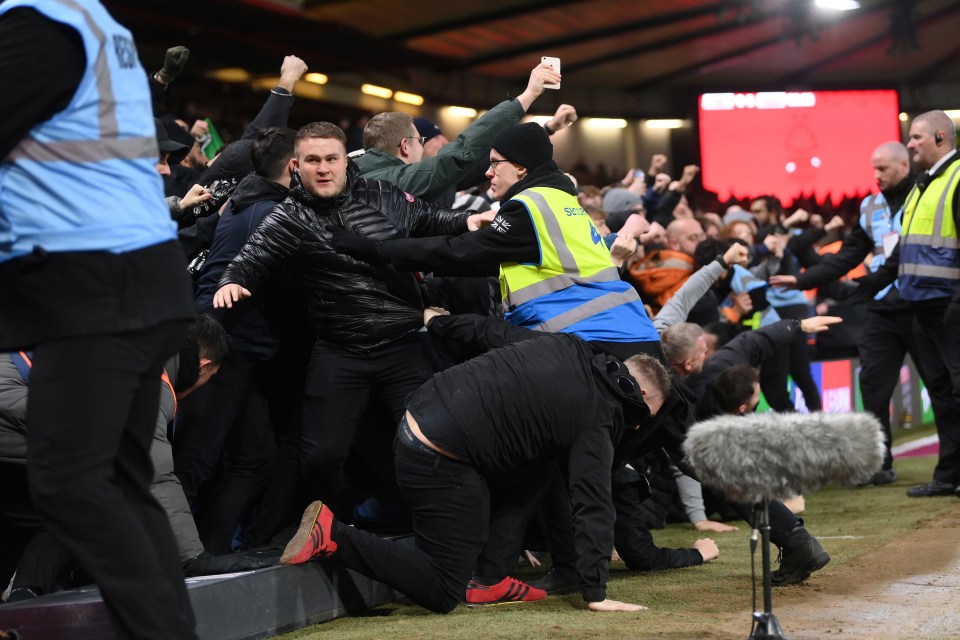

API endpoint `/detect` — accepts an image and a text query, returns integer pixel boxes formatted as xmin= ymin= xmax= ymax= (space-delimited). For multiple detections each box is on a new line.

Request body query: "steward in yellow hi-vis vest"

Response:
xmin=331 ymin=123 xmax=660 ymax=346
xmin=898 ymin=151 xmax=960 ymax=301
xmin=497 ymin=185 xmax=658 ymax=342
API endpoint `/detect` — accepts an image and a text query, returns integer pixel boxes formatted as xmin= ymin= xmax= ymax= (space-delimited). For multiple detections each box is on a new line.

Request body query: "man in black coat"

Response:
xmin=280 ymin=310 xmax=671 ymax=613
xmin=214 ymin=122 xmax=491 ymax=517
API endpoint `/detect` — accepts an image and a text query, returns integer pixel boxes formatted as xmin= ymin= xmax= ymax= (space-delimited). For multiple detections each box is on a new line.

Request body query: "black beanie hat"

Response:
xmin=491 ymin=122 xmax=553 ymax=170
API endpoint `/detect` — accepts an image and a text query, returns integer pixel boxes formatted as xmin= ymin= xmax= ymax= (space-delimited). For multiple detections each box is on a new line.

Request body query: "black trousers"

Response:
xmin=26 ymin=322 xmax=197 ymax=640
xmin=300 ymin=335 xmax=434 ymax=514
xmin=912 ymin=298 xmax=960 ymax=485
xmin=761 ymin=304 xmax=821 ymax=412
xmin=335 ymin=437 xmax=490 ymax=613
xmin=533 ymin=464 xmax=702 ymax=573
xmin=857 ymin=303 xmax=920 ymax=469
xmin=173 ymin=350 xmax=279 ymax=554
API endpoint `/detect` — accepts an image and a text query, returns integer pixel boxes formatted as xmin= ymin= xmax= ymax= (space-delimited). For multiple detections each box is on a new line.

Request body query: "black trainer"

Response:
xmin=771 ymin=524 xmax=830 ymax=586
xmin=906 ymin=480 xmax=956 ymax=497
xmin=528 ymin=565 xmax=581 ymax=595
xmin=858 ymin=468 xmax=896 ymax=487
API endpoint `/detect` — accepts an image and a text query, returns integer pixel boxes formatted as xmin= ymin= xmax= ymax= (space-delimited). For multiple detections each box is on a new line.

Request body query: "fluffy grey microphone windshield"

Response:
xmin=682 ymin=412 xmax=884 ymax=504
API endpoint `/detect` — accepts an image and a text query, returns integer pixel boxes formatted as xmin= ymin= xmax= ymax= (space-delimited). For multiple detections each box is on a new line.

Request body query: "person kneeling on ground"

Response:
xmin=280 ymin=309 xmax=674 ymax=613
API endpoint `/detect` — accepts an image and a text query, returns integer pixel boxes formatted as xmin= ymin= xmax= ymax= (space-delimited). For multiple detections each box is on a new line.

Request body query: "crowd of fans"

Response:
xmin=4 ymin=21 xmax=960 ymax=637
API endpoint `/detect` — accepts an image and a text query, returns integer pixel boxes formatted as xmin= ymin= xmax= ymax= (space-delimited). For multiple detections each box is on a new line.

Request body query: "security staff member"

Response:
xmin=858 ymin=110 xmax=960 ymax=498
xmin=0 ymin=1 xmax=196 ymax=638
xmin=331 ymin=122 xmax=662 ymax=361
xmin=770 ymin=142 xmax=916 ymax=484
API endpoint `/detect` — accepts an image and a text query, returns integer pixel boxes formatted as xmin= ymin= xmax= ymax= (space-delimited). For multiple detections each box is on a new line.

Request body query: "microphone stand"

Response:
xmin=749 ymin=498 xmax=787 ymax=640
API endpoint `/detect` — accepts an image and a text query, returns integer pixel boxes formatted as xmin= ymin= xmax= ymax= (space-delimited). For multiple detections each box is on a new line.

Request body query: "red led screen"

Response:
xmin=698 ymin=90 xmax=900 ymax=207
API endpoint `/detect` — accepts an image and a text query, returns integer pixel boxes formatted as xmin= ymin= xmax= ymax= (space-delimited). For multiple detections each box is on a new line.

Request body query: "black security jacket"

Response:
xmin=220 ymin=163 xmax=469 ymax=353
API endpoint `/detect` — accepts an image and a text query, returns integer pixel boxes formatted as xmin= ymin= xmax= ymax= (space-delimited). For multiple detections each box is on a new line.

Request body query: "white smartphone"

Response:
xmin=541 ymin=56 xmax=561 ymax=90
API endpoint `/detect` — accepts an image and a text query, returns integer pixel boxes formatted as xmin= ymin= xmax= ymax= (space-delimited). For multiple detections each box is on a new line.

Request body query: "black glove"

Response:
xmin=181 ymin=551 xmax=274 ymax=577
xmin=330 ymin=227 xmax=383 ymax=262
xmin=158 ymin=46 xmax=190 ymax=84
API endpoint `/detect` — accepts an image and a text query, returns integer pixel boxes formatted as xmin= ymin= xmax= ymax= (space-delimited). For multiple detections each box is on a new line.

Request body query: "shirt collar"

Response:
xmin=927 ymin=148 xmax=958 ymax=177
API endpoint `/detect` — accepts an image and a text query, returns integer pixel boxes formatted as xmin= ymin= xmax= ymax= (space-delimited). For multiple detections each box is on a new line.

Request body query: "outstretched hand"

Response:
xmin=467 ymin=210 xmax=496 ymax=231
xmin=213 ymin=284 xmax=251 ymax=309
xmin=799 ymin=315 xmax=843 ymax=333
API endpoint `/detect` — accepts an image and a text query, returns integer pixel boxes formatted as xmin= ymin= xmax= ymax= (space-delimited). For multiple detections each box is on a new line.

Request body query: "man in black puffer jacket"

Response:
xmin=214 ymin=122 xmax=490 ymax=517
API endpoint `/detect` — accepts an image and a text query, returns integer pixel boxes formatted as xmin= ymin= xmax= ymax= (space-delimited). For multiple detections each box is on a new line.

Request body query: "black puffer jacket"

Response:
xmin=220 ymin=162 xmax=470 ymax=353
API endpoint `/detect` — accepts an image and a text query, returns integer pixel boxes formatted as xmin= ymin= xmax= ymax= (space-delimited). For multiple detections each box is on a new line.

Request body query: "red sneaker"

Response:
xmin=280 ymin=501 xmax=338 ymax=565
xmin=465 ymin=576 xmax=547 ymax=607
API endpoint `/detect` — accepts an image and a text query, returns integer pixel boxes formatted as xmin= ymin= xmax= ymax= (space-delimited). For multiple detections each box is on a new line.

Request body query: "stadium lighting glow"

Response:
xmin=361 ymin=84 xmax=393 ymax=99
xmin=814 ymin=0 xmax=861 ymax=11
xmin=394 ymin=91 xmax=424 ymax=106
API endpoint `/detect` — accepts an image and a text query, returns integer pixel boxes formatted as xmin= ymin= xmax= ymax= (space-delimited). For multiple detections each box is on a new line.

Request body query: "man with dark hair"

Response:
xmin=750 ymin=195 xmax=784 ymax=234
xmin=182 ymin=126 xmax=298 ymax=551
xmin=213 ymin=122 xmax=491 ymax=524
xmin=281 ymin=311 xmax=669 ymax=613
xmin=712 ymin=365 xmax=761 ymax=416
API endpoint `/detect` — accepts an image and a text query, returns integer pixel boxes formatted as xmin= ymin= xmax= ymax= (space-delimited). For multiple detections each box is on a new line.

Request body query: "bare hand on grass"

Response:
xmin=588 ymin=599 xmax=648 ymax=612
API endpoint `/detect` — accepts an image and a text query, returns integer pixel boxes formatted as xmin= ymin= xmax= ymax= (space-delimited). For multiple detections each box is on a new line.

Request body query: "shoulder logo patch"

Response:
xmin=491 ymin=216 xmax=511 ymax=234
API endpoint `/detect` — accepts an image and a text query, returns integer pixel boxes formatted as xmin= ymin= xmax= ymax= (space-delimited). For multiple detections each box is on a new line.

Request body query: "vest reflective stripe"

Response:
xmin=507 ymin=267 xmax=622 ymax=305
xmin=901 ymin=163 xmax=960 ymax=244
xmin=899 ymin=158 xmax=960 ymax=300
xmin=536 ymin=289 xmax=639 ymax=333
xmin=900 ymin=263 xmax=960 ymax=279
xmin=900 ymin=234 xmax=960 ymax=248
xmin=0 ymin=0 xmax=172 ymax=261
xmin=501 ymin=187 xmax=617 ymax=308
xmin=8 ymin=136 xmax=158 ymax=163
xmin=860 ymin=193 xmax=887 ymax=240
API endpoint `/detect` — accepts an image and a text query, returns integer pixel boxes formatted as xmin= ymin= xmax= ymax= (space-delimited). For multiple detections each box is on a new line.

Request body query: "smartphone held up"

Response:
xmin=541 ymin=56 xmax=561 ymax=90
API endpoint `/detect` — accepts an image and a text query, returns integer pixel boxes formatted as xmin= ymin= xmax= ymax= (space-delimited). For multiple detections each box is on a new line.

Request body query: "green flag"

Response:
xmin=201 ymin=117 xmax=224 ymax=160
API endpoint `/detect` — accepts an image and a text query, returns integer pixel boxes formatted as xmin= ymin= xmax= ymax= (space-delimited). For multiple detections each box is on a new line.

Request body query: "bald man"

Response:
xmin=627 ymin=218 xmax=706 ymax=314
xmin=855 ymin=111 xmax=960 ymax=497
xmin=770 ymin=141 xmax=916 ymax=484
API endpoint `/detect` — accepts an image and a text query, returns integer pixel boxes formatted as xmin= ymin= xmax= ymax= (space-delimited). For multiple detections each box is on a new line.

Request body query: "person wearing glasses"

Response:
xmin=213 ymin=122 xmax=490 ymax=524
xmin=281 ymin=309 xmax=670 ymax=613
xmin=354 ymin=62 xmax=564 ymax=206
xmin=333 ymin=121 xmax=662 ymax=360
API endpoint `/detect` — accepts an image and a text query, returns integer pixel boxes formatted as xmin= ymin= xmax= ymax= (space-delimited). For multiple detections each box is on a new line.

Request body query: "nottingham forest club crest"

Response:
xmin=491 ymin=215 xmax=511 ymax=234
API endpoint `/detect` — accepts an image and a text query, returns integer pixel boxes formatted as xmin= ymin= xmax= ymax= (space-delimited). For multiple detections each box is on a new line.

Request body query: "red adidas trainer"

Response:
xmin=465 ymin=576 xmax=547 ymax=607
xmin=280 ymin=500 xmax=338 ymax=565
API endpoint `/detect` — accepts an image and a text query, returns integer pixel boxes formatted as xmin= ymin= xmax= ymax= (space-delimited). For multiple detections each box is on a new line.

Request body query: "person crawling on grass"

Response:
xmin=280 ymin=308 xmax=673 ymax=613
